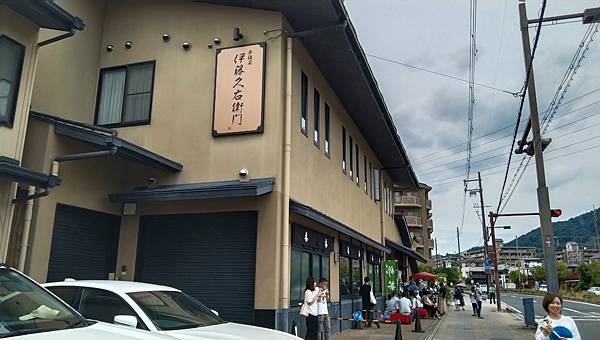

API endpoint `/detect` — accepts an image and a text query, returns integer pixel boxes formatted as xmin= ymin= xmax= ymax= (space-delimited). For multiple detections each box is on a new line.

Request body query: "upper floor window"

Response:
xmin=301 ymin=72 xmax=308 ymax=135
xmin=355 ymin=144 xmax=360 ymax=186
xmin=324 ymin=104 xmax=330 ymax=156
xmin=349 ymin=136 xmax=353 ymax=178
xmin=342 ymin=127 xmax=347 ymax=172
xmin=364 ymin=155 xmax=368 ymax=193
xmin=313 ymin=89 xmax=320 ymax=147
xmin=0 ymin=36 xmax=25 ymax=128
xmin=368 ymin=161 xmax=373 ymax=198
xmin=96 ymin=61 xmax=155 ymax=127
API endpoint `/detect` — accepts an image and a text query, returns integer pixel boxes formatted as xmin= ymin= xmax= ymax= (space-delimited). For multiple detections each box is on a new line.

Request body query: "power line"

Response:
xmin=365 ymin=54 xmax=519 ymax=96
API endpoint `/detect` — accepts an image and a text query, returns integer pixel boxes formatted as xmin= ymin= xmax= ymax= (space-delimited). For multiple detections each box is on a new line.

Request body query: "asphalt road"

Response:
xmin=500 ymin=293 xmax=600 ymax=339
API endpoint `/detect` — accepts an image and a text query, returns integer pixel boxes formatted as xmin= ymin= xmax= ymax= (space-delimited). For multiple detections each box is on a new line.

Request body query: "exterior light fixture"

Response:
xmin=182 ymin=42 xmax=191 ymax=50
xmin=213 ymin=38 xmax=221 ymax=45
xmin=106 ymin=44 xmax=114 ymax=52
xmin=125 ymin=41 xmax=133 ymax=49
xmin=233 ymin=27 xmax=243 ymax=41
xmin=162 ymin=33 xmax=170 ymax=42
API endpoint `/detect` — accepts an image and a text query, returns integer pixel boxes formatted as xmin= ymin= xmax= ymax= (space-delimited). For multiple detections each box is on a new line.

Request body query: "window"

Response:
xmin=342 ymin=127 xmax=347 ymax=172
xmin=79 ymin=288 xmax=144 ymax=329
xmin=301 ymin=72 xmax=308 ymax=135
xmin=384 ymin=184 xmax=388 ymax=214
xmin=290 ymin=248 xmax=330 ymax=304
xmin=339 ymin=256 xmax=351 ymax=295
xmin=313 ymin=89 xmax=320 ymax=147
xmin=369 ymin=162 xmax=373 ymax=198
xmin=394 ymin=191 xmax=401 ymax=204
xmin=364 ymin=156 xmax=368 ymax=193
xmin=0 ymin=36 xmax=25 ymax=128
xmin=355 ymin=144 xmax=360 ymax=186
xmin=46 ymin=286 xmax=80 ymax=309
xmin=373 ymin=168 xmax=380 ymax=201
xmin=351 ymin=259 xmax=362 ymax=295
xmin=349 ymin=137 xmax=353 ymax=178
xmin=368 ymin=263 xmax=381 ymax=296
xmin=324 ymin=104 xmax=330 ymax=156
xmin=95 ymin=61 xmax=155 ymax=127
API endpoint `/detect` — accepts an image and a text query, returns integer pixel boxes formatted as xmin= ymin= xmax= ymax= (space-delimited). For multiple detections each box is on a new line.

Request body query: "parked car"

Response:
xmin=588 ymin=287 xmax=600 ymax=296
xmin=44 ymin=280 xmax=300 ymax=339
xmin=0 ymin=265 xmax=174 ymax=339
xmin=539 ymin=284 xmax=547 ymax=292
xmin=479 ymin=284 xmax=487 ymax=299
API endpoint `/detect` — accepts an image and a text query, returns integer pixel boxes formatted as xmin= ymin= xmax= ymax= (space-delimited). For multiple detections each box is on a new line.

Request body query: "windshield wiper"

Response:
xmin=65 ymin=318 xmax=88 ymax=329
xmin=0 ymin=327 xmax=54 ymax=338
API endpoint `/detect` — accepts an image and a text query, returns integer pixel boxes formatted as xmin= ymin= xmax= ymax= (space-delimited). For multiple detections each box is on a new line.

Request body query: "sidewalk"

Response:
xmin=331 ymin=316 xmax=438 ymax=340
xmin=428 ymin=304 xmax=535 ymax=340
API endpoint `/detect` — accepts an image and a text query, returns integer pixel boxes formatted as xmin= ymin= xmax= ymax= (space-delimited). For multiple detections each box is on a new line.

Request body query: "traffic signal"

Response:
xmin=550 ymin=209 xmax=562 ymax=218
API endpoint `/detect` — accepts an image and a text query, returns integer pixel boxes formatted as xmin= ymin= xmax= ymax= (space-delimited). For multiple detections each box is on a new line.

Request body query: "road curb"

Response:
xmin=421 ymin=309 xmax=449 ymax=340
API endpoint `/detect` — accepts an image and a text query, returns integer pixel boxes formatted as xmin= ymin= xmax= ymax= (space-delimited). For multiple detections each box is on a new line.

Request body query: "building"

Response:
xmin=463 ymin=241 xmax=536 ymax=264
xmin=556 ymin=242 xmax=600 ymax=265
xmin=0 ymin=0 xmax=82 ymax=267
xmin=3 ymin=0 xmax=426 ymax=336
xmin=393 ymin=183 xmax=434 ymax=262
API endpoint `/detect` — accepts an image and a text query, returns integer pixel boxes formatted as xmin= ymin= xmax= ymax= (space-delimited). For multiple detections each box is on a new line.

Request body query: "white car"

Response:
xmin=539 ymin=284 xmax=547 ymax=292
xmin=0 ymin=265 xmax=174 ymax=339
xmin=588 ymin=287 xmax=600 ymax=296
xmin=44 ymin=280 xmax=300 ymax=340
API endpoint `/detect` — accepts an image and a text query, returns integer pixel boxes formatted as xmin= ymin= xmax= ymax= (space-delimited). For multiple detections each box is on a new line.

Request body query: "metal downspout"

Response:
xmin=280 ymin=36 xmax=293 ymax=329
xmin=17 ymin=186 xmax=35 ymax=272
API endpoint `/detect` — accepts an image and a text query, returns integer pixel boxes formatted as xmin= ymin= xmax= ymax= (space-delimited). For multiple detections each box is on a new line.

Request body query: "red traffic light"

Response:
xmin=550 ymin=209 xmax=562 ymax=218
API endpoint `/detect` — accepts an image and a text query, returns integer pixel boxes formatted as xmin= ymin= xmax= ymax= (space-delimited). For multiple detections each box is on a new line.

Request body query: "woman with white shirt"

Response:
xmin=535 ymin=293 xmax=581 ymax=340
xmin=304 ymin=277 xmax=322 ymax=340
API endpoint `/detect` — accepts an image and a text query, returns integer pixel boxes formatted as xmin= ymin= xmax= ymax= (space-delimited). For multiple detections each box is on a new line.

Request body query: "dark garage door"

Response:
xmin=47 ymin=204 xmax=120 ymax=282
xmin=136 ymin=211 xmax=257 ymax=325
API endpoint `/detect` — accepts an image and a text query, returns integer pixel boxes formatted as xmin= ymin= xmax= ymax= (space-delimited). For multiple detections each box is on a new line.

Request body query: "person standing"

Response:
xmin=317 ymin=278 xmax=331 ymax=340
xmin=304 ymin=277 xmax=322 ymax=340
xmin=474 ymin=283 xmax=483 ymax=319
xmin=438 ymin=285 xmax=447 ymax=315
xmin=358 ymin=277 xmax=374 ymax=328
xmin=535 ymin=293 xmax=581 ymax=340
xmin=453 ymin=286 xmax=461 ymax=311
xmin=469 ymin=286 xmax=478 ymax=317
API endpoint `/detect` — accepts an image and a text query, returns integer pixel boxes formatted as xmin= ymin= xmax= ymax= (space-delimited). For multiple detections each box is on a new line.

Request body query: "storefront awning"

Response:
xmin=109 ymin=178 xmax=274 ymax=203
xmin=289 ymin=199 xmax=390 ymax=254
xmin=385 ymin=238 xmax=427 ymax=264
xmin=0 ymin=156 xmax=60 ymax=189
xmin=394 ymin=215 xmax=414 ymax=248
xmin=31 ymin=111 xmax=182 ymax=173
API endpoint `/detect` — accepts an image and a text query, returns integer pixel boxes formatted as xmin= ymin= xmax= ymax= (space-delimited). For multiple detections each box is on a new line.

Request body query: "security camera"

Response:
xmin=239 ymin=168 xmax=249 ymax=177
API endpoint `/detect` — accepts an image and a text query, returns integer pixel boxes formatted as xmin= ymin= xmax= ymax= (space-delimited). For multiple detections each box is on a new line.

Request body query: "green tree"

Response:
xmin=532 ymin=266 xmax=546 ymax=283
xmin=590 ymin=261 xmax=600 ymax=286
xmin=417 ymin=263 xmax=434 ymax=273
xmin=509 ymin=270 xmax=522 ymax=285
xmin=434 ymin=266 xmax=460 ymax=284
xmin=557 ymin=261 xmax=570 ymax=283
xmin=577 ymin=263 xmax=592 ymax=290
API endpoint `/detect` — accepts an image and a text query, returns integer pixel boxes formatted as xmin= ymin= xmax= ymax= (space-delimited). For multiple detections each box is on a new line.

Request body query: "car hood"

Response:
xmin=161 ymin=322 xmax=300 ymax=340
xmin=17 ymin=322 xmax=176 ymax=339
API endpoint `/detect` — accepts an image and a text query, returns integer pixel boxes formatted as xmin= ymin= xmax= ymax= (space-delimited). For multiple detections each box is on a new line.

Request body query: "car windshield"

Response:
xmin=128 ymin=291 xmax=223 ymax=331
xmin=0 ymin=267 xmax=83 ymax=338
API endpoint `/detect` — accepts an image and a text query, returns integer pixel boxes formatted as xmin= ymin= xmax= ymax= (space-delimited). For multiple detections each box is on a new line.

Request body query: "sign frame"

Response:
xmin=212 ymin=42 xmax=266 ymax=137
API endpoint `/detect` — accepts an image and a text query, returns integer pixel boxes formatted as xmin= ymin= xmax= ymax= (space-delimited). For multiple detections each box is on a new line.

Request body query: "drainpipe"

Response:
xmin=280 ymin=36 xmax=293 ymax=326
xmin=51 ymin=146 xmax=118 ymax=178
xmin=17 ymin=186 xmax=36 ymax=272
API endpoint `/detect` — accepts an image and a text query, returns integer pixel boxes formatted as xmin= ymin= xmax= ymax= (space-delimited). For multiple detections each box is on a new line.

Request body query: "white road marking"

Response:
xmin=563 ymin=307 xmax=592 ymax=316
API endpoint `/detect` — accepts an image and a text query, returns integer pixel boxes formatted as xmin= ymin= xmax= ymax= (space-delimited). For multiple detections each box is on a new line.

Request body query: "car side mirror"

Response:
xmin=211 ymin=309 xmax=219 ymax=316
xmin=114 ymin=315 xmax=137 ymax=328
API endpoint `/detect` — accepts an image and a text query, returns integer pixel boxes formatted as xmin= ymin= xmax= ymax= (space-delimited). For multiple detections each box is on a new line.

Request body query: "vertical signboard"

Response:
xmin=213 ymin=43 xmax=265 ymax=136
xmin=384 ymin=260 xmax=398 ymax=295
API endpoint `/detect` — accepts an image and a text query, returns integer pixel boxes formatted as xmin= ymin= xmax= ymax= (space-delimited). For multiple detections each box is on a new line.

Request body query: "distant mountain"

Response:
xmin=504 ymin=208 xmax=600 ymax=252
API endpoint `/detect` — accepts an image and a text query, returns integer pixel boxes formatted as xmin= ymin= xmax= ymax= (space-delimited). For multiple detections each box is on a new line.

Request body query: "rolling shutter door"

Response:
xmin=136 ymin=211 xmax=257 ymax=325
xmin=47 ymin=204 xmax=120 ymax=282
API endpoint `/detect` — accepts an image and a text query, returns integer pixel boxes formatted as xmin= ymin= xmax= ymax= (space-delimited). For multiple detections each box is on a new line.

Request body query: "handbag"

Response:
xmin=300 ymin=302 xmax=310 ymax=317
xmin=369 ymin=290 xmax=377 ymax=305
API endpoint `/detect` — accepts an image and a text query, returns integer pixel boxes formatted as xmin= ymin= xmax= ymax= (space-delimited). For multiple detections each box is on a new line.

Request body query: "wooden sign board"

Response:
xmin=213 ymin=43 xmax=265 ymax=136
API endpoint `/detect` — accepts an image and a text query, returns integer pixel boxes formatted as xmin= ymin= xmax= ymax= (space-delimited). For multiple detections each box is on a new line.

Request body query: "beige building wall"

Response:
xmin=0 ymin=8 xmax=41 ymax=260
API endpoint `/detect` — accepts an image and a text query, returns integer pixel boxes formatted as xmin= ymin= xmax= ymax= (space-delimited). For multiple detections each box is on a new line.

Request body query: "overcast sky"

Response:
xmin=345 ymin=0 xmax=600 ymax=254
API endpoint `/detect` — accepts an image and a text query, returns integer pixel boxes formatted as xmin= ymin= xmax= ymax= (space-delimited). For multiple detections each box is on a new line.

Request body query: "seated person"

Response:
xmin=398 ymin=291 xmax=412 ymax=316
xmin=385 ymin=294 xmax=399 ymax=313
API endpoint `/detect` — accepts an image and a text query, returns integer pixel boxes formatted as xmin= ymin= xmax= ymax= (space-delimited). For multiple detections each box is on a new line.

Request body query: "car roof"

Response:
xmin=43 ymin=280 xmax=181 ymax=294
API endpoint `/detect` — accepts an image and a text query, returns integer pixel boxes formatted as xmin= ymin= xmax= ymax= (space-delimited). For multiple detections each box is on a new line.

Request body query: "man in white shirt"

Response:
xmin=317 ymin=278 xmax=331 ymax=340
xmin=398 ymin=291 xmax=412 ymax=316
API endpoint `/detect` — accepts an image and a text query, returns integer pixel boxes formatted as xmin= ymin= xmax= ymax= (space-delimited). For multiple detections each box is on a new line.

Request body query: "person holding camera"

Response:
xmin=303 ymin=277 xmax=322 ymax=340
xmin=317 ymin=278 xmax=331 ymax=340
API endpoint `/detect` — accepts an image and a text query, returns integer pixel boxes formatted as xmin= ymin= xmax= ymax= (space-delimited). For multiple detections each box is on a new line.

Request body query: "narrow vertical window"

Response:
xmin=369 ymin=162 xmax=373 ymax=198
xmin=0 ymin=36 xmax=25 ymax=128
xmin=349 ymin=136 xmax=353 ymax=178
xmin=324 ymin=104 xmax=330 ymax=156
xmin=364 ymin=155 xmax=368 ymax=193
xmin=384 ymin=184 xmax=388 ymax=213
xmin=373 ymin=168 xmax=380 ymax=201
xmin=313 ymin=89 xmax=320 ymax=147
xmin=301 ymin=72 xmax=308 ymax=135
xmin=342 ymin=127 xmax=346 ymax=173
xmin=355 ymin=144 xmax=360 ymax=185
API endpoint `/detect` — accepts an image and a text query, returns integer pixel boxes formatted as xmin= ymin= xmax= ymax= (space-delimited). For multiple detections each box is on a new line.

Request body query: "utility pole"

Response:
xmin=516 ymin=235 xmax=522 ymax=289
xmin=457 ymin=227 xmax=462 ymax=276
xmin=489 ymin=213 xmax=502 ymax=311
xmin=593 ymin=205 xmax=599 ymax=250
xmin=465 ymin=172 xmax=490 ymax=295
xmin=518 ymin=1 xmax=559 ymax=294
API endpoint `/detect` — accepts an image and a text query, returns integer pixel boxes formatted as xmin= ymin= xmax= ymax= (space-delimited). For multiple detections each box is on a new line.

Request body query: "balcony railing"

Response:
xmin=395 ymin=195 xmax=421 ymax=207
xmin=404 ymin=216 xmax=422 ymax=226
xmin=426 ymin=199 xmax=432 ymax=210
xmin=429 ymin=239 xmax=435 ymax=249
xmin=427 ymin=219 xmax=433 ymax=230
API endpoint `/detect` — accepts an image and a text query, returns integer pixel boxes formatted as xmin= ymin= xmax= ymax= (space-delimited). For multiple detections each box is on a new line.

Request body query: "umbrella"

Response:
xmin=456 ymin=282 xmax=467 ymax=288
xmin=407 ymin=284 xmax=419 ymax=291
xmin=410 ymin=272 xmax=437 ymax=280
